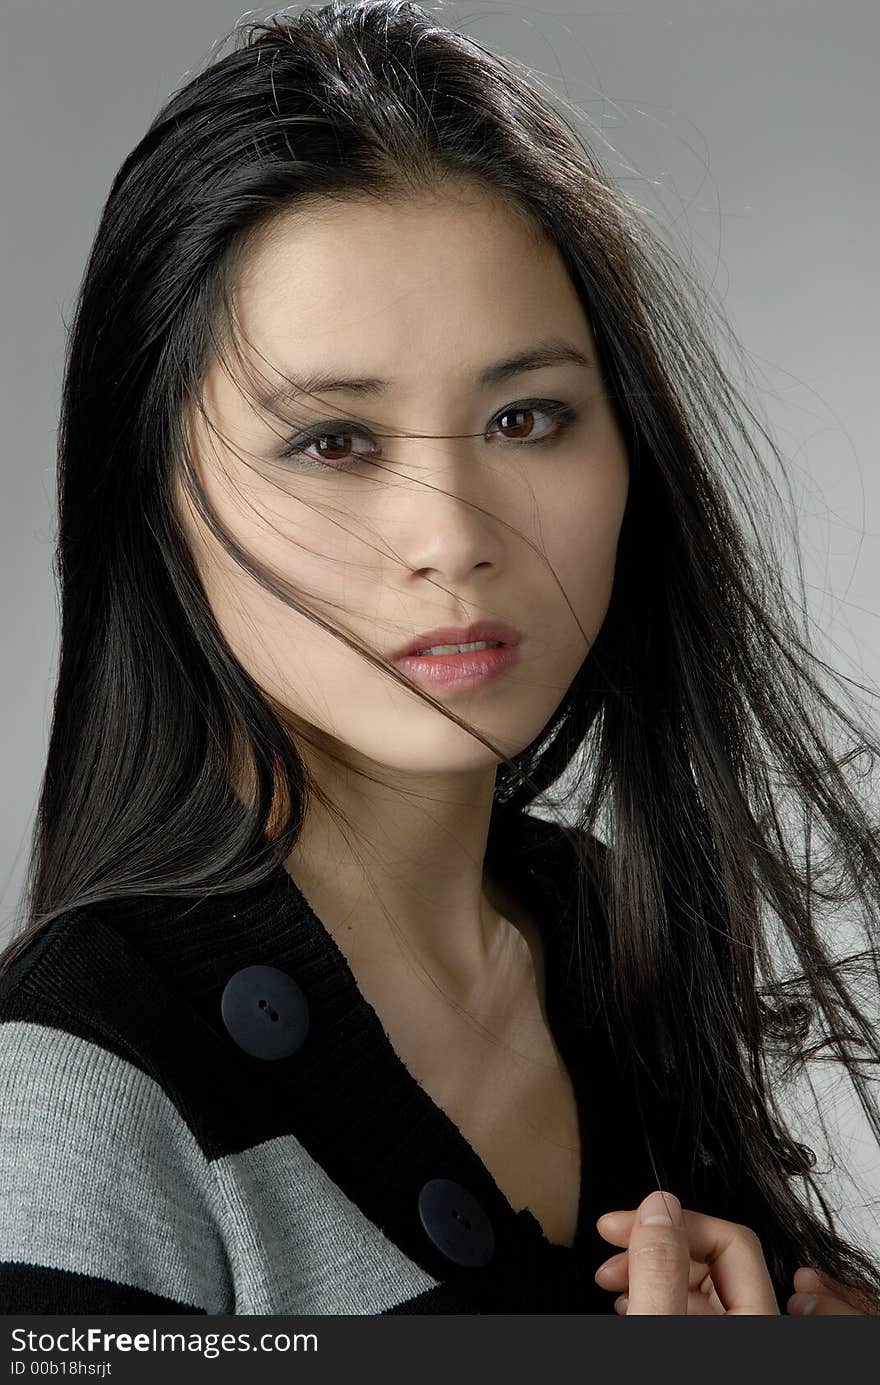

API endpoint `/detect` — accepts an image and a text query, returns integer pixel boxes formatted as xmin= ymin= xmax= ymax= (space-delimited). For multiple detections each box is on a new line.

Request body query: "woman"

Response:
xmin=0 ymin=1 xmax=878 ymax=1316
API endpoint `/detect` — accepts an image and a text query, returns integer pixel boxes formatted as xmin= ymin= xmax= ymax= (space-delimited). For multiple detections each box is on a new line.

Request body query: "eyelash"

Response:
xmin=278 ymin=398 xmax=579 ymax=474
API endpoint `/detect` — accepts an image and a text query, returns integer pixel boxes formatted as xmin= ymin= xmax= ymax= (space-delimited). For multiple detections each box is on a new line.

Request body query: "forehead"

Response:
xmin=229 ymin=195 xmax=593 ymax=397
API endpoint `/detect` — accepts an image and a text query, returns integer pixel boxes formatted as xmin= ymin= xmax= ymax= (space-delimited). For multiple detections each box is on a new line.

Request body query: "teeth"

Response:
xmin=413 ymin=640 xmax=503 ymax=655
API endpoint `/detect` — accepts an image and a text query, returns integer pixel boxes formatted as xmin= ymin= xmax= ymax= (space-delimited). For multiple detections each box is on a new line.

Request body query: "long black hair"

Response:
xmin=5 ymin=0 xmax=880 ymax=1310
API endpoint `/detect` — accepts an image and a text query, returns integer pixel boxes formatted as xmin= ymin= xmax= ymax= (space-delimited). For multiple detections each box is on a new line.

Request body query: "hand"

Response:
xmin=594 ymin=1189 xmax=780 ymax=1314
xmin=788 ymin=1266 xmax=877 ymax=1316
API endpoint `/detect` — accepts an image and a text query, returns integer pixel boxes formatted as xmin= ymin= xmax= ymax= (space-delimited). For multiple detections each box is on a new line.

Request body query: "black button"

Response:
xmin=221 ymin=964 xmax=310 ymax=1060
xmin=417 ymin=1178 xmax=495 ymax=1268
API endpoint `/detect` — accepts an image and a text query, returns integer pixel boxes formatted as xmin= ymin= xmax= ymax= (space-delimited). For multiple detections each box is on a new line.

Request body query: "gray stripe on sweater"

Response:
xmin=211 ymin=1138 xmax=439 ymax=1314
xmin=0 ymin=1020 xmax=235 ymax=1312
xmin=1 ymin=1021 xmax=438 ymax=1314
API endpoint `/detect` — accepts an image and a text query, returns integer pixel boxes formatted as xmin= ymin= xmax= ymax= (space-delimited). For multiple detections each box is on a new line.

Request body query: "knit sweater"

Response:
xmin=0 ymin=804 xmax=799 ymax=1314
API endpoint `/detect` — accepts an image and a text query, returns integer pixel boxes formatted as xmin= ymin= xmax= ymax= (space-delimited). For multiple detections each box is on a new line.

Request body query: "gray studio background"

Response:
xmin=2 ymin=2 xmax=879 ymax=1259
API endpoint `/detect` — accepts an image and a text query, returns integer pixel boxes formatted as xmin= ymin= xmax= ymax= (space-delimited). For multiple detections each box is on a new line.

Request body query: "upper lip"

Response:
xmin=392 ymin=620 xmax=523 ymax=660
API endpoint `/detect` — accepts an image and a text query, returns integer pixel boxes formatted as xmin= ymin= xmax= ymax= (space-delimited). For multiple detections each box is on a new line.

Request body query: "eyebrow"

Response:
xmin=257 ymin=337 xmax=594 ymax=410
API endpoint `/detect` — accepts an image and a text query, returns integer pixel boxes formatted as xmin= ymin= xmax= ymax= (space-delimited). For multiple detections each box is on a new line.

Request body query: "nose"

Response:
xmin=390 ymin=466 xmax=507 ymax=588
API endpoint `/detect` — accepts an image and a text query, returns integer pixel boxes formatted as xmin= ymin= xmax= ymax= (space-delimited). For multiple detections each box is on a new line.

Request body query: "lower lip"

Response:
xmin=395 ymin=642 xmax=522 ymax=691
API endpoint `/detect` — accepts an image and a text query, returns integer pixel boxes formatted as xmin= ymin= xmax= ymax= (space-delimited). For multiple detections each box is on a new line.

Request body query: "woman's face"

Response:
xmin=178 ymin=191 xmax=630 ymax=777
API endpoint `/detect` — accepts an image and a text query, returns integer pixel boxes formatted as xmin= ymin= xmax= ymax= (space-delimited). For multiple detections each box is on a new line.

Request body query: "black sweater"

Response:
xmin=0 ymin=804 xmax=799 ymax=1313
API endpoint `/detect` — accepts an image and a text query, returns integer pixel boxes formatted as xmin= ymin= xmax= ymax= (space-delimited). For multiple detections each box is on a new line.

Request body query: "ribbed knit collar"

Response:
xmin=59 ymin=801 xmax=656 ymax=1313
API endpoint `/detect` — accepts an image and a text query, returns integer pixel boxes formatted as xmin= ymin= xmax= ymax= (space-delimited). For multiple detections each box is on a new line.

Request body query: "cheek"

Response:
xmin=538 ymin=451 xmax=629 ymax=623
xmin=175 ymin=427 xmax=390 ymax=720
xmin=186 ymin=514 xmax=391 ymax=728
xmin=183 ymin=458 xmax=375 ymax=625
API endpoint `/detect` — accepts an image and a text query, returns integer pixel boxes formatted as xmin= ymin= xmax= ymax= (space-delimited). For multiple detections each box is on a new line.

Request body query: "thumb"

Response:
xmin=625 ymin=1189 xmax=691 ymax=1315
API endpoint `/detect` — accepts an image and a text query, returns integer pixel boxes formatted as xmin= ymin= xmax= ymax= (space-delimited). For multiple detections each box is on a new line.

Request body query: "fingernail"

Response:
xmin=615 ymin=1295 xmax=629 ymax=1313
xmin=798 ymin=1268 xmax=822 ymax=1292
xmin=791 ymin=1292 xmax=818 ymax=1315
xmin=639 ymin=1190 xmax=683 ymax=1226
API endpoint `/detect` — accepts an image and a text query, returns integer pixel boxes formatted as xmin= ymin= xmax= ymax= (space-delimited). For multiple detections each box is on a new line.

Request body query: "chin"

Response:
xmin=360 ymin=736 xmax=515 ymax=777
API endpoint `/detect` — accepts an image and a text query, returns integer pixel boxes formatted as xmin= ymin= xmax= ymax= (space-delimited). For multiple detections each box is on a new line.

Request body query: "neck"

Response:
xmin=277 ymin=743 xmax=519 ymax=996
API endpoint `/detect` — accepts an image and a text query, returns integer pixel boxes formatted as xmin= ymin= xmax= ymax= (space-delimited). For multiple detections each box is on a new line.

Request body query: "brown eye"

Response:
xmin=495 ymin=407 xmax=542 ymax=439
xmin=282 ymin=399 xmax=578 ymax=475
xmin=282 ymin=424 xmax=380 ymax=472
xmin=487 ymin=400 xmax=578 ymax=445
xmin=308 ymin=432 xmax=365 ymax=464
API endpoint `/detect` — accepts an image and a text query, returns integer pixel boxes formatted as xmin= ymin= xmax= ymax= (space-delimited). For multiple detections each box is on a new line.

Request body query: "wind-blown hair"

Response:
xmin=5 ymin=0 xmax=880 ymax=1309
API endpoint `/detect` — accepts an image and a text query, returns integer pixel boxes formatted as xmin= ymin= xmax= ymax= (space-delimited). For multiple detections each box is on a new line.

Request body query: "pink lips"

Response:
xmin=391 ymin=620 xmax=523 ymax=692
xmin=391 ymin=620 xmax=522 ymax=660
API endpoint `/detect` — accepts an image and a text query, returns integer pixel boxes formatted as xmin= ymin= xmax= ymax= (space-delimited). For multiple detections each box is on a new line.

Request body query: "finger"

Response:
xmin=793 ymin=1266 xmax=874 ymax=1314
xmin=598 ymin=1201 xmax=780 ymax=1314
xmin=624 ymin=1190 xmax=691 ymax=1315
xmin=596 ymin=1250 xmax=713 ymax=1295
xmin=787 ymin=1291 xmax=862 ymax=1316
xmin=793 ymin=1267 xmax=823 ymax=1293
xmin=615 ymin=1288 xmax=721 ymax=1316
